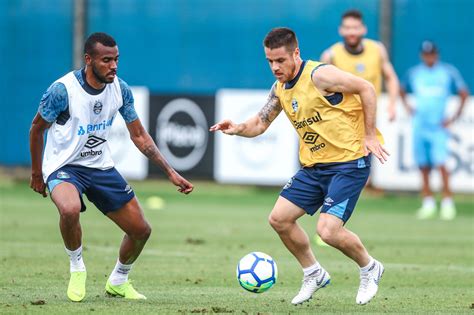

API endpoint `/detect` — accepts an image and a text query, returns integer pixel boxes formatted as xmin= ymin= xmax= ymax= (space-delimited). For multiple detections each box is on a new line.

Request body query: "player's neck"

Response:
xmin=344 ymin=42 xmax=364 ymax=55
xmin=84 ymin=66 xmax=106 ymax=90
xmin=290 ymin=59 xmax=304 ymax=81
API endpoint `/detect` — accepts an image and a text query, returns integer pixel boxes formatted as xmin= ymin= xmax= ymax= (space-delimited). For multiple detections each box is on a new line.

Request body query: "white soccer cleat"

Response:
xmin=440 ymin=203 xmax=456 ymax=220
xmin=291 ymin=268 xmax=331 ymax=305
xmin=356 ymin=260 xmax=384 ymax=305
xmin=416 ymin=205 xmax=436 ymax=220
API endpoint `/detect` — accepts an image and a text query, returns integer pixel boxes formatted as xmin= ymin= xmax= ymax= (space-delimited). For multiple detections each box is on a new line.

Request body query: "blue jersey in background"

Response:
xmin=402 ymin=62 xmax=466 ymax=128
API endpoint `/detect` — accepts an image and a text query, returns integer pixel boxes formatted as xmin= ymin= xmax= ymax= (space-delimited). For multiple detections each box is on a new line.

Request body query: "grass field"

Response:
xmin=1 ymin=177 xmax=473 ymax=314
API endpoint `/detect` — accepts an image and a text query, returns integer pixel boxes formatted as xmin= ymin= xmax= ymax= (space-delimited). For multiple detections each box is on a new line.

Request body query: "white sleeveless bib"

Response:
xmin=42 ymin=72 xmax=123 ymax=181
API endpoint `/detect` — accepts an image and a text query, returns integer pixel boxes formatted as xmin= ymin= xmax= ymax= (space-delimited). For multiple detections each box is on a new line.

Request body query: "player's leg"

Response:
xmin=269 ymin=197 xmax=330 ymax=305
xmin=415 ymin=130 xmax=436 ymax=219
xmin=106 ymin=197 xmax=151 ymax=265
xmin=86 ymin=167 xmax=150 ymax=299
xmin=420 ymin=167 xmax=432 ymax=197
xmin=47 ymin=168 xmax=88 ymax=302
xmin=433 ymin=130 xmax=455 ymax=220
xmin=51 ymin=182 xmax=83 ymax=251
xmin=104 ymin=198 xmax=150 ymax=299
xmin=439 ymin=165 xmax=452 ymax=198
xmin=417 ymin=166 xmax=437 ymax=218
xmin=317 ymin=214 xmax=369 ymax=266
xmin=274 ymin=171 xmax=330 ymax=305
xmin=317 ymin=163 xmax=383 ymax=305
xmin=269 ymin=196 xmax=315 ymax=267
xmin=439 ymin=165 xmax=456 ymax=219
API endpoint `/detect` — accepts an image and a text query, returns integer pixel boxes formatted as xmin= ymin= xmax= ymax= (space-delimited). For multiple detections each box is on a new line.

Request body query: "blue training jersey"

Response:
xmin=402 ymin=62 xmax=467 ymax=128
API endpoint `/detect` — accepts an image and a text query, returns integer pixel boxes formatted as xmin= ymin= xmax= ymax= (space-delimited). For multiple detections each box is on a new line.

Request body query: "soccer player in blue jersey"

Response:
xmin=400 ymin=41 xmax=469 ymax=220
xmin=29 ymin=32 xmax=194 ymax=302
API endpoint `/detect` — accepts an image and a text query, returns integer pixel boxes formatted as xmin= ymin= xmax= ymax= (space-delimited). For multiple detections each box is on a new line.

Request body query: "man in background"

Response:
xmin=400 ymin=40 xmax=469 ymax=220
xmin=318 ymin=9 xmax=399 ymax=246
xmin=320 ymin=9 xmax=399 ymax=120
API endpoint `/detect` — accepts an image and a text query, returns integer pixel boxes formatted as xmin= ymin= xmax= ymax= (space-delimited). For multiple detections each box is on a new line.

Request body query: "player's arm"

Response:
xmin=319 ymin=48 xmax=333 ymax=64
xmin=399 ymin=86 xmax=414 ymax=115
xmin=312 ymin=65 xmax=389 ymax=163
xmin=29 ymin=82 xmax=68 ymax=197
xmin=444 ymin=65 xmax=470 ymax=127
xmin=210 ymin=83 xmax=282 ymax=137
xmin=378 ymin=42 xmax=400 ymax=121
xmin=399 ymin=69 xmax=415 ymax=115
xmin=29 ymin=114 xmax=52 ymax=197
xmin=448 ymin=88 xmax=469 ymax=123
xmin=126 ymin=119 xmax=193 ymax=194
xmin=118 ymin=80 xmax=193 ymax=194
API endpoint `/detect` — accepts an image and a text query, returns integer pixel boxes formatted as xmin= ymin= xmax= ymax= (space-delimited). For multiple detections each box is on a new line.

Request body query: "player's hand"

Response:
xmin=30 ymin=174 xmax=48 ymax=197
xmin=405 ymin=104 xmax=415 ymax=116
xmin=209 ymin=119 xmax=240 ymax=135
xmin=442 ymin=117 xmax=456 ymax=128
xmin=387 ymin=103 xmax=396 ymax=122
xmin=364 ymin=135 xmax=389 ymax=164
xmin=168 ymin=171 xmax=194 ymax=194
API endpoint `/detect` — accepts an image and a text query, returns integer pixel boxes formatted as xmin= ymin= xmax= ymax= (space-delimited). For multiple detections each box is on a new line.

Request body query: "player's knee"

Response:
xmin=268 ymin=213 xmax=289 ymax=233
xmin=317 ymin=221 xmax=338 ymax=244
xmin=132 ymin=222 xmax=152 ymax=241
xmin=58 ymin=203 xmax=81 ymax=223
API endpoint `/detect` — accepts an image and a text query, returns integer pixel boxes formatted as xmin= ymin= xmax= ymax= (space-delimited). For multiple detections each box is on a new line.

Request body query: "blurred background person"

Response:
xmin=320 ymin=9 xmax=400 ymax=121
xmin=400 ymin=40 xmax=469 ymax=220
xmin=318 ymin=9 xmax=400 ymax=246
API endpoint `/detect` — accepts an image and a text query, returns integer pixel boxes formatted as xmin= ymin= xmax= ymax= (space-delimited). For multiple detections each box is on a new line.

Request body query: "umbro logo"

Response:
xmin=324 ymin=197 xmax=334 ymax=206
xmin=283 ymin=178 xmax=293 ymax=190
xmin=84 ymin=135 xmax=106 ymax=149
xmin=124 ymin=185 xmax=133 ymax=194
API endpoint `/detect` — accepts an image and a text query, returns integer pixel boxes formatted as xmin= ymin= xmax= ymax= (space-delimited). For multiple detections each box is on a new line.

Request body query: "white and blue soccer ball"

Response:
xmin=236 ymin=252 xmax=277 ymax=293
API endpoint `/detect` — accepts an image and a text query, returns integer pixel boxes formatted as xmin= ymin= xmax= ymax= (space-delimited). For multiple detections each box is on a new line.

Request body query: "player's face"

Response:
xmin=421 ymin=52 xmax=438 ymax=67
xmin=265 ymin=46 xmax=300 ymax=83
xmin=85 ymin=43 xmax=119 ymax=84
xmin=339 ymin=17 xmax=367 ymax=47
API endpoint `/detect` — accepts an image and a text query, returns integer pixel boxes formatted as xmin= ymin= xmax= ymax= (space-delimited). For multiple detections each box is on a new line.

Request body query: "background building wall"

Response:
xmin=1 ymin=0 xmax=472 ymax=165
xmin=1 ymin=1 xmax=73 ymax=165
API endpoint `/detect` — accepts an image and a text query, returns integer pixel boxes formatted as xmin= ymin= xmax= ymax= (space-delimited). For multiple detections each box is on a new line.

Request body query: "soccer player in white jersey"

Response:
xmin=29 ymin=32 xmax=194 ymax=302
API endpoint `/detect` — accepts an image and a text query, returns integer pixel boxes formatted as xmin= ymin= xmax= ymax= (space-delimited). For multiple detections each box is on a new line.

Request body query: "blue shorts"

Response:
xmin=47 ymin=165 xmax=135 ymax=214
xmin=280 ymin=156 xmax=370 ymax=223
xmin=413 ymin=127 xmax=449 ymax=167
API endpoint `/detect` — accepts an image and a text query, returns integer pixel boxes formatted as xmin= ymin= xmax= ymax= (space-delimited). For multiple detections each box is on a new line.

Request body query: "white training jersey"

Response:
xmin=41 ymin=71 xmax=127 ymax=182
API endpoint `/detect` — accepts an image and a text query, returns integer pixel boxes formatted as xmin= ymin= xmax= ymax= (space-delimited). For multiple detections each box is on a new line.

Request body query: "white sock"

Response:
xmin=65 ymin=245 xmax=86 ymax=273
xmin=303 ymin=262 xmax=321 ymax=277
xmin=441 ymin=197 xmax=454 ymax=208
xmin=360 ymin=256 xmax=375 ymax=273
xmin=108 ymin=260 xmax=133 ymax=285
xmin=422 ymin=196 xmax=436 ymax=209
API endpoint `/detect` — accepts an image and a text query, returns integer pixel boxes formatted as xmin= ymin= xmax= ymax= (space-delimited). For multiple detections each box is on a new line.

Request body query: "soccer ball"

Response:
xmin=236 ymin=252 xmax=277 ymax=293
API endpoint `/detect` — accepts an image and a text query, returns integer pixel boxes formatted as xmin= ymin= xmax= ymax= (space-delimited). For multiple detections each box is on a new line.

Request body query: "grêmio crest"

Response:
xmin=93 ymin=100 xmax=103 ymax=115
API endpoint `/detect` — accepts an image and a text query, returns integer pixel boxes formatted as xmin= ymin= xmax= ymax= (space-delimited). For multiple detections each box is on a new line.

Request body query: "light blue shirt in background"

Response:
xmin=402 ymin=62 xmax=467 ymax=128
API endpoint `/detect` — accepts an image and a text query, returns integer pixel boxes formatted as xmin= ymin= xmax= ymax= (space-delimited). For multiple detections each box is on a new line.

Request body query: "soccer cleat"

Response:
xmin=440 ymin=203 xmax=456 ymax=220
xmin=416 ymin=204 xmax=436 ymax=220
xmin=105 ymin=280 xmax=147 ymax=300
xmin=291 ymin=268 xmax=331 ymax=305
xmin=67 ymin=271 xmax=87 ymax=302
xmin=356 ymin=260 xmax=384 ymax=305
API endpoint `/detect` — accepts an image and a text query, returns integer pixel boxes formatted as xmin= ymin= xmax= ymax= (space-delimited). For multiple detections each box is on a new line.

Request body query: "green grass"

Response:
xmin=1 ymin=178 xmax=473 ymax=314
